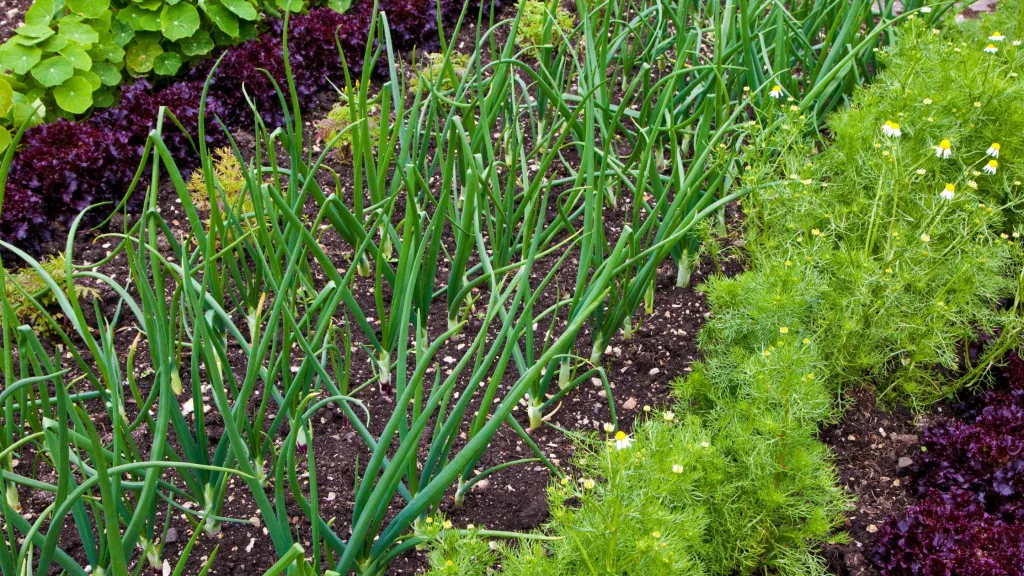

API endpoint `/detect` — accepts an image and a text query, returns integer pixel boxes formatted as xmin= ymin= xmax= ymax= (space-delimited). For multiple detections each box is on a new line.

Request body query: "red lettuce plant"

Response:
xmin=874 ymin=354 xmax=1024 ymax=575
xmin=0 ymin=0 xmax=480 ymax=253
xmin=874 ymin=488 xmax=1024 ymax=576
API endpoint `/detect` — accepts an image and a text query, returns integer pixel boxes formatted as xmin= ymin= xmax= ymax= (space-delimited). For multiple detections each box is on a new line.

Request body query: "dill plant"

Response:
xmin=0 ymin=253 xmax=98 ymax=334
xmin=514 ymin=0 xmax=574 ymax=49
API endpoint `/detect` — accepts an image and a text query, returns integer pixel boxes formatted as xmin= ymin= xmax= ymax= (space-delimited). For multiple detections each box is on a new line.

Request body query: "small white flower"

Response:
xmin=1014 ymin=40 xmax=1022 ymax=47
xmin=984 ymin=44 xmax=999 ymax=54
xmin=672 ymin=464 xmax=683 ymax=474
xmin=987 ymin=143 xmax=1000 ymax=158
xmin=989 ymin=31 xmax=1005 ymax=42
xmin=935 ymin=139 xmax=952 ymax=159
xmin=603 ymin=422 xmax=615 ymax=433
xmin=983 ymin=159 xmax=998 ymax=175
xmin=920 ymin=233 xmax=931 ymax=243
xmin=700 ymin=441 xmax=710 ymax=448
xmin=769 ymin=85 xmax=783 ymax=99
xmin=922 ymin=98 xmax=933 ymax=105
xmin=614 ymin=431 xmax=633 ymax=450
xmin=968 ymin=180 xmax=978 ymax=189
xmin=881 ymin=121 xmax=902 ymax=137
xmin=940 ymin=183 xmax=955 ymax=200
xmin=920 ymin=6 xmax=932 ymax=13
xmin=916 ymin=168 xmax=927 ymax=175
xmin=663 ymin=411 xmax=675 ymax=421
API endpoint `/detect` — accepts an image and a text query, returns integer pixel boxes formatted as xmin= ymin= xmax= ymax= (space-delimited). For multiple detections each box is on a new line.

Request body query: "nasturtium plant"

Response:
xmin=53 ymin=75 xmax=93 ymax=113
xmin=160 ymin=3 xmax=201 ymax=41
xmin=0 ymin=0 xmax=288 ymax=137
xmin=126 ymin=39 xmax=163 ymax=73
xmin=31 ymin=55 xmax=74 ymax=87
xmin=153 ymin=52 xmax=181 ymax=75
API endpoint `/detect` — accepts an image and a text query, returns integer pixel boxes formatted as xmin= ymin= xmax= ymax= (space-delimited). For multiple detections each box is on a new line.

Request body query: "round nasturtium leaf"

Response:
xmin=202 ymin=3 xmax=240 ymax=37
xmin=53 ymin=75 xmax=93 ymax=113
xmin=14 ymin=25 xmax=55 ymax=39
xmin=93 ymin=87 xmax=115 ymax=108
xmin=277 ymin=0 xmax=303 ymax=12
xmin=160 ymin=3 xmax=200 ymax=42
xmin=59 ymin=45 xmax=93 ymax=70
xmin=0 ymin=126 xmax=11 ymax=155
xmin=328 ymin=0 xmax=352 ymax=13
xmin=111 ymin=19 xmax=135 ymax=47
xmin=66 ymin=0 xmax=110 ymax=19
xmin=219 ymin=0 xmax=258 ymax=21
xmin=91 ymin=61 xmax=121 ymax=85
xmin=153 ymin=51 xmax=181 ymax=75
xmin=25 ymin=0 xmax=57 ymax=27
xmin=120 ymin=6 xmax=161 ymax=32
xmin=38 ymin=33 xmax=69 ymax=52
xmin=12 ymin=94 xmax=46 ymax=128
xmin=95 ymin=42 xmax=125 ymax=63
xmin=78 ymin=69 xmax=102 ymax=90
xmin=13 ymin=26 xmax=56 ymax=46
xmin=2 ymin=44 xmax=43 ymax=74
xmin=125 ymin=40 xmax=163 ymax=74
xmin=178 ymin=30 xmax=214 ymax=56
xmin=0 ymin=78 xmax=13 ymax=117
xmin=31 ymin=55 xmax=74 ymax=87
xmin=58 ymin=20 xmax=100 ymax=45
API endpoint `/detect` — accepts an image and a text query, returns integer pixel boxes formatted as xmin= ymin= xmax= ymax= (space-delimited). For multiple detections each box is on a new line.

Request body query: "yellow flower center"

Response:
xmin=939 ymin=139 xmax=951 ymax=149
xmin=945 ymin=183 xmax=955 ymax=192
xmin=615 ymin=431 xmax=627 ymax=441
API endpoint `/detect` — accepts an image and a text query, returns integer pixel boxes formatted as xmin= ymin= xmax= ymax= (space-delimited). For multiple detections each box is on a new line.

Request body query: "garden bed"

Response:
xmin=1 ymin=0 xmax=1021 ymax=575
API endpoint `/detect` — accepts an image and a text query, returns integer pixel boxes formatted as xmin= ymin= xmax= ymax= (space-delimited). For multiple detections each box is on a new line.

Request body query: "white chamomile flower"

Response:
xmin=935 ymin=139 xmax=952 ymax=159
xmin=614 ymin=431 xmax=633 ymax=450
xmin=920 ymin=6 xmax=932 ymax=13
xmin=984 ymin=159 xmax=998 ymax=175
xmin=769 ymin=85 xmax=783 ymax=99
xmin=920 ymin=233 xmax=931 ymax=243
xmin=940 ymin=183 xmax=955 ymax=200
xmin=987 ymin=142 xmax=1000 ymax=158
xmin=923 ymin=98 xmax=933 ymax=105
xmin=989 ymin=31 xmax=1005 ymax=42
xmin=1014 ymin=40 xmax=1022 ymax=47
xmin=663 ymin=411 xmax=675 ymax=421
xmin=984 ymin=44 xmax=999 ymax=54
xmin=603 ymin=422 xmax=615 ymax=433
xmin=881 ymin=120 xmax=902 ymax=137
xmin=968 ymin=180 xmax=978 ymax=189
xmin=672 ymin=464 xmax=684 ymax=474
xmin=916 ymin=168 xmax=927 ymax=175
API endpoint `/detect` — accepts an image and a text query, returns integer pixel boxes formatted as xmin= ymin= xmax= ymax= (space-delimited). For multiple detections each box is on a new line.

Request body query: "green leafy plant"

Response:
xmin=1 ymin=253 xmax=98 ymax=334
xmin=513 ymin=0 xmax=573 ymax=49
xmin=0 ymin=0 xmax=290 ymax=144
xmin=738 ymin=9 xmax=1024 ymax=405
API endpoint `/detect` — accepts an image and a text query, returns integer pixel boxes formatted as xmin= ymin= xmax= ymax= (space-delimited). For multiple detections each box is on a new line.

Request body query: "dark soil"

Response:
xmin=0 ymin=0 xmax=32 ymax=43
xmin=5 ymin=10 xmax=749 ymax=572
xmin=821 ymin=389 xmax=945 ymax=576
xmin=11 ymin=205 xmax=744 ymax=575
